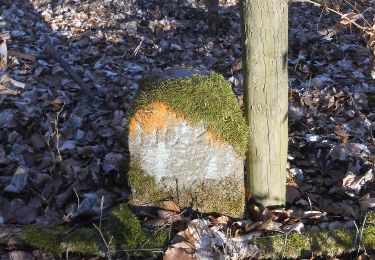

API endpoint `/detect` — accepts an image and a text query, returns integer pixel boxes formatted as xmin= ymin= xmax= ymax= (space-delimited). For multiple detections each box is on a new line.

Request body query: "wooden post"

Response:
xmin=240 ymin=0 xmax=288 ymax=206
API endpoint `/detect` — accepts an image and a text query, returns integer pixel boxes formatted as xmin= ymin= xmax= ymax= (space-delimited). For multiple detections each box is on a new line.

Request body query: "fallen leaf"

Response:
xmin=161 ymin=200 xmax=181 ymax=213
xmin=286 ymin=185 xmax=300 ymax=204
xmin=163 ymin=245 xmax=197 ymax=260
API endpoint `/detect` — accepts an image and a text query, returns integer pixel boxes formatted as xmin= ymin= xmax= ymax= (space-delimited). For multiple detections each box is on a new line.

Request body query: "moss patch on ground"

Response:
xmin=128 ymin=73 xmax=248 ymax=155
xmin=21 ymin=210 xmax=375 ymax=258
xmin=22 ymin=203 xmax=168 ymax=256
xmin=251 ymin=211 xmax=375 ymax=259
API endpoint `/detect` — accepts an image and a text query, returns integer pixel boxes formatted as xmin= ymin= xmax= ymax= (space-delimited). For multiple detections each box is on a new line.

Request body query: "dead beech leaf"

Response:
xmin=9 ymin=251 xmax=33 ymax=260
xmin=302 ymin=211 xmax=328 ymax=224
xmin=51 ymin=97 xmax=63 ymax=108
xmin=342 ymin=170 xmax=373 ymax=195
xmin=12 ymin=197 xmax=41 ymax=224
xmin=339 ymin=12 xmax=363 ymax=26
xmin=163 ymin=244 xmax=197 ymax=260
xmin=0 ymin=74 xmax=25 ymax=88
xmin=0 ymin=40 xmax=7 ymax=69
xmin=329 ymin=203 xmax=357 ymax=218
xmin=245 ymin=220 xmax=262 ymax=232
xmin=161 ymin=200 xmax=181 ymax=212
xmin=0 ymin=84 xmax=20 ymax=95
xmin=283 ymin=221 xmax=304 ymax=234
xmin=247 ymin=203 xmax=262 ymax=221
xmin=143 ymin=218 xmax=167 ymax=228
xmin=258 ymin=219 xmax=283 ymax=232
xmin=158 ymin=210 xmax=180 ymax=221
xmin=30 ymin=133 xmax=46 ymax=150
xmin=4 ymin=166 xmax=29 ymax=193
xmin=358 ymin=193 xmax=375 ymax=212
xmin=171 ymin=231 xmax=188 ymax=244
xmin=357 ymin=253 xmax=375 ymax=260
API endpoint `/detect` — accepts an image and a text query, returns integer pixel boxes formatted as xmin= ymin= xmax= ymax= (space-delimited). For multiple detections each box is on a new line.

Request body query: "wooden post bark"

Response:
xmin=240 ymin=0 xmax=288 ymax=206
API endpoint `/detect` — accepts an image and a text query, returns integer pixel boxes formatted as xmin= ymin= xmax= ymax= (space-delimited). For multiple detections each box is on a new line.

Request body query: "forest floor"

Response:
xmin=0 ymin=0 xmax=375 ymax=259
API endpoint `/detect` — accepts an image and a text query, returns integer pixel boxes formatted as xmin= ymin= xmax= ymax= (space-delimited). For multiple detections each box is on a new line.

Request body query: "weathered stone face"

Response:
xmin=128 ymin=102 xmax=245 ymax=217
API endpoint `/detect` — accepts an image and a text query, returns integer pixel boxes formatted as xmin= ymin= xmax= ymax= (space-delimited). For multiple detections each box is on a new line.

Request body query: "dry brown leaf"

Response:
xmin=357 ymin=253 xmax=375 ymax=260
xmin=339 ymin=12 xmax=363 ymax=26
xmin=358 ymin=193 xmax=375 ymax=212
xmin=30 ymin=133 xmax=46 ymax=150
xmin=342 ymin=170 xmax=373 ymax=194
xmin=0 ymin=84 xmax=20 ymax=95
xmin=0 ymin=40 xmax=7 ymax=69
xmin=158 ymin=210 xmax=181 ymax=221
xmin=244 ymin=220 xmax=262 ymax=232
xmin=143 ymin=218 xmax=168 ymax=228
xmin=163 ymin=245 xmax=197 ymax=260
xmin=9 ymin=251 xmax=33 ymax=260
xmin=259 ymin=219 xmax=283 ymax=232
xmin=171 ymin=231 xmax=188 ymax=244
xmin=161 ymin=200 xmax=181 ymax=213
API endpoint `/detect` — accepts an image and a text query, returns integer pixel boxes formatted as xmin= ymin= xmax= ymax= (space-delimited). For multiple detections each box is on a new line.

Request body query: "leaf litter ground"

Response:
xmin=0 ymin=0 xmax=374 ymax=259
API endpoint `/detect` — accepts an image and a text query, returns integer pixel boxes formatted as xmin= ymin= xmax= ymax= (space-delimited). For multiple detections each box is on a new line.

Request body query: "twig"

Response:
xmin=106 ymin=248 xmax=164 ymax=254
xmin=93 ymin=223 xmax=112 ymax=260
xmin=73 ymin=188 xmax=80 ymax=209
xmin=357 ymin=213 xmax=368 ymax=256
xmin=45 ymin=134 xmax=56 ymax=163
xmin=44 ymin=40 xmax=95 ymax=101
xmin=353 ymin=220 xmax=360 ymax=255
xmin=307 ymin=196 xmax=313 ymax=211
xmin=305 ymin=0 xmax=369 ymax=31
xmin=100 ymin=196 xmax=104 ymax=230
xmin=342 ymin=0 xmax=372 ymax=28
xmin=133 ymin=37 xmax=144 ymax=57
xmin=7 ymin=50 xmax=36 ymax=62
xmin=53 ymin=105 xmax=64 ymax=162
xmin=133 ymin=209 xmax=186 ymax=255
xmin=281 ymin=232 xmax=289 ymax=259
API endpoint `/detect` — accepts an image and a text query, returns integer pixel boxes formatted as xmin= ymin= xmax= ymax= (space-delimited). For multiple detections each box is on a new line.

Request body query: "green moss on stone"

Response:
xmin=188 ymin=175 xmax=245 ymax=217
xmin=129 ymin=73 xmax=248 ymax=155
xmin=128 ymin=161 xmax=245 ymax=217
xmin=22 ymin=203 xmax=168 ymax=255
xmin=127 ymin=160 xmax=170 ymax=205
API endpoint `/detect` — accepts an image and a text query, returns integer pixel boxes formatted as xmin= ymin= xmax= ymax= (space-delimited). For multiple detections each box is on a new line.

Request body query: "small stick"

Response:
xmin=7 ymin=50 xmax=36 ymax=62
xmin=93 ymin=223 xmax=112 ymax=260
xmin=44 ymin=41 xmax=95 ymax=101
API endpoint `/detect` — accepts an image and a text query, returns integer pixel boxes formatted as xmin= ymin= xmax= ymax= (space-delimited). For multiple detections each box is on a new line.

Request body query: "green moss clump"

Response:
xmin=22 ymin=203 xmax=168 ymax=256
xmin=66 ymin=228 xmax=102 ymax=254
xmin=252 ymin=211 xmax=375 ymax=259
xmin=129 ymin=73 xmax=248 ymax=155
xmin=253 ymin=229 xmax=356 ymax=259
xmin=22 ymin=224 xmax=64 ymax=253
xmin=106 ymin=203 xmax=149 ymax=249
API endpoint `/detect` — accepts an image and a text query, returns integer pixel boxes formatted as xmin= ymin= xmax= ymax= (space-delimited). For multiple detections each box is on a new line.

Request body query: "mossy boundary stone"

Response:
xmin=128 ymin=70 xmax=248 ymax=217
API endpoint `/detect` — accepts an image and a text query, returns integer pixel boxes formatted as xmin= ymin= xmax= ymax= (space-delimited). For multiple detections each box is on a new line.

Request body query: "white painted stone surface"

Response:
xmin=129 ymin=119 xmax=244 ymax=189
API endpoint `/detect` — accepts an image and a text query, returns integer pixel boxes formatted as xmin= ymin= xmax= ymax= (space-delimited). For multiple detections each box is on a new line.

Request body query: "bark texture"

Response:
xmin=241 ymin=0 xmax=288 ymax=206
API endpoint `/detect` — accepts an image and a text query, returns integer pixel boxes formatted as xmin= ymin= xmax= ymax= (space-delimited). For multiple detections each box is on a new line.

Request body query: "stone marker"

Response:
xmin=127 ymin=70 xmax=248 ymax=217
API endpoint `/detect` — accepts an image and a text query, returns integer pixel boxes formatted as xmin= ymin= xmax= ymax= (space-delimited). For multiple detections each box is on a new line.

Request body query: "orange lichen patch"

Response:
xmin=204 ymin=131 xmax=226 ymax=148
xmin=129 ymin=102 xmax=183 ymax=136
